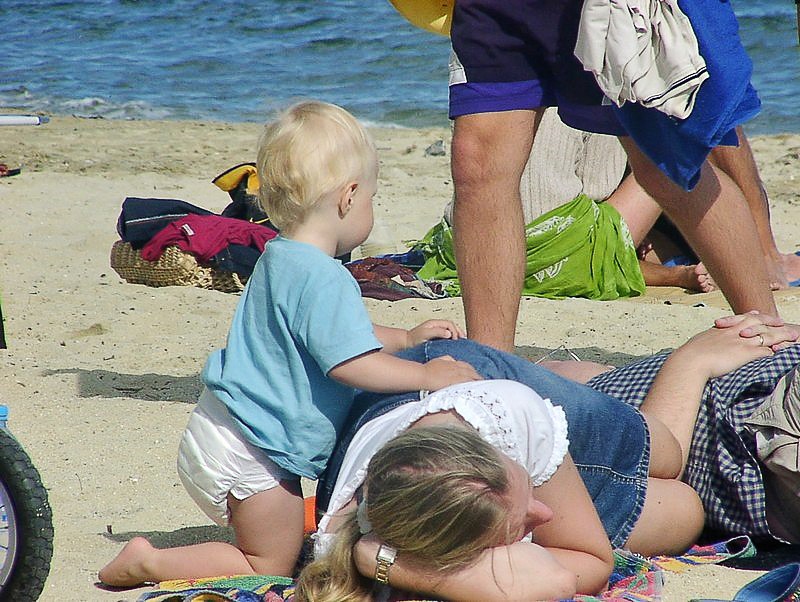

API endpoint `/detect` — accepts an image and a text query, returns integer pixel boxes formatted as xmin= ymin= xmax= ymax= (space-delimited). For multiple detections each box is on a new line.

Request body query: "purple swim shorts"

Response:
xmin=448 ymin=0 xmax=628 ymax=136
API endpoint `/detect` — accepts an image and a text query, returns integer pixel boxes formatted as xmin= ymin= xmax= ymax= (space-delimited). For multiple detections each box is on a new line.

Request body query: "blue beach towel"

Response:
xmin=614 ymin=0 xmax=761 ymax=190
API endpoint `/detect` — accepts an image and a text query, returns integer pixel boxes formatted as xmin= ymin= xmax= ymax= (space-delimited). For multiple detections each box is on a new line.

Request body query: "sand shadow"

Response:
xmin=42 ymin=368 xmax=202 ymax=403
xmin=45 ymin=348 xmax=655 ymax=404
xmin=102 ymin=524 xmax=234 ymax=548
xmin=515 ymin=344 xmax=658 ymax=368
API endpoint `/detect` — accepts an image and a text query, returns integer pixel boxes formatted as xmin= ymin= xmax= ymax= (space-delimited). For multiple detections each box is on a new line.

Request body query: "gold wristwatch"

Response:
xmin=374 ymin=544 xmax=397 ymax=584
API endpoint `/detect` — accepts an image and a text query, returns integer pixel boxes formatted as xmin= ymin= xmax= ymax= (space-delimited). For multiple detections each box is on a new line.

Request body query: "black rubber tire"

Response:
xmin=0 ymin=428 xmax=53 ymax=600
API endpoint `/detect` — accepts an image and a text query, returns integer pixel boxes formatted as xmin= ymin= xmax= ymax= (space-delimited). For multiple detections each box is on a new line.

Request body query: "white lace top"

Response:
xmin=314 ymin=379 xmax=569 ymax=556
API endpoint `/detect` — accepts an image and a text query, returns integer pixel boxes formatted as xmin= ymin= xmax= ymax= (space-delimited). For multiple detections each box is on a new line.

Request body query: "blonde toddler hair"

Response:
xmin=296 ymin=425 xmax=512 ymax=602
xmin=256 ymin=100 xmax=376 ymax=231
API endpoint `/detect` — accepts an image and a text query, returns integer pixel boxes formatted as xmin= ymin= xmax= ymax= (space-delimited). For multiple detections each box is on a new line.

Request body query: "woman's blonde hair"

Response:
xmin=296 ymin=425 xmax=512 ymax=602
xmin=256 ymin=100 xmax=376 ymax=231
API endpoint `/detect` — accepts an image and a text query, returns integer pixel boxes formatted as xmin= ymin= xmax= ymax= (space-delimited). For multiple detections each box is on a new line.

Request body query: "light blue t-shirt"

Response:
xmin=202 ymin=237 xmax=382 ymax=478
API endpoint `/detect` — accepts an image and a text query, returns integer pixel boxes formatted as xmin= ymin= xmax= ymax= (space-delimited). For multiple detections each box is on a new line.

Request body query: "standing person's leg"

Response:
xmin=621 ymin=138 xmax=778 ymax=317
xmin=709 ymin=127 xmax=800 ymax=288
xmin=447 ymin=0 xmax=580 ymax=351
xmin=451 ymin=109 xmax=541 ymax=351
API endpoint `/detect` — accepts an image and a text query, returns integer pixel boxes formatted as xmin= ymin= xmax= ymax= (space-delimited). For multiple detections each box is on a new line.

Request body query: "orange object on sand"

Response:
xmin=304 ymin=496 xmax=317 ymax=534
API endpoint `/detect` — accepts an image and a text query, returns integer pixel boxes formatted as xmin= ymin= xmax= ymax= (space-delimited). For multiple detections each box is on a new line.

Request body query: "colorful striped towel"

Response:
xmin=136 ymin=536 xmax=755 ymax=602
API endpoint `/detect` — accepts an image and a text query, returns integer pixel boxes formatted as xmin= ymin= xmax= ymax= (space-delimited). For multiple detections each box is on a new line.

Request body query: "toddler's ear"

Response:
xmin=337 ymin=182 xmax=358 ymax=218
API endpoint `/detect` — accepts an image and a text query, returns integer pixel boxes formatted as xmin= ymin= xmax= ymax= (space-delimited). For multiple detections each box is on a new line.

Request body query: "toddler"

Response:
xmin=99 ymin=100 xmax=480 ymax=586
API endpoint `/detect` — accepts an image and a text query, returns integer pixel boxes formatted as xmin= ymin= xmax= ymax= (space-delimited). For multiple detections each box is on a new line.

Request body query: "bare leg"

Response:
xmin=98 ymin=482 xmax=304 ymax=587
xmin=604 ymin=174 xmax=716 ymax=291
xmin=625 ymin=478 xmax=704 ymax=556
xmin=605 ymin=173 xmax=663 ymax=246
xmin=229 ymin=480 xmax=305 ymax=575
xmin=538 ymin=360 xmax=614 ymax=384
xmin=780 ymin=251 xmax=800 ymax=284
xmin=450 ymin=110 xmax=541 ymax=352
xmin=621 ymin=138 xmax=778 ymax=317
xmin=709 ymin=127 xmax=787 ymax=289
xmin=638 ymin=260 xmax=716 ymax=292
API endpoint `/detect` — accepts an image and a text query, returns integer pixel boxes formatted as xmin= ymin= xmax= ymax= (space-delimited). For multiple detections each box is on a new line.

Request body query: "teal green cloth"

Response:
xmin=414 ymin=194 xmax=646 ymax=301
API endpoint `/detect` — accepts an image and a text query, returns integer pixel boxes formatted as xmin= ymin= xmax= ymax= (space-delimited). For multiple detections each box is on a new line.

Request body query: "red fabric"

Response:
xmin=346 ymin=257 xmax=444 ymax=301
xmin=141 ymin=214 xmax=277 ymax=262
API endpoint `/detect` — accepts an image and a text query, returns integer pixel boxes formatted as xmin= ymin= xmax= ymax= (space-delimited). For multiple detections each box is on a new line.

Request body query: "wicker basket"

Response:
xmin=110 ymin=240 xmax=245 ymax=293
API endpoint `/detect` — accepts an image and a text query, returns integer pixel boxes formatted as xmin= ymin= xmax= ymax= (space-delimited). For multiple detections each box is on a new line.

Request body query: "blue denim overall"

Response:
xmin=317 ymin=338 xmax=649 ymax=548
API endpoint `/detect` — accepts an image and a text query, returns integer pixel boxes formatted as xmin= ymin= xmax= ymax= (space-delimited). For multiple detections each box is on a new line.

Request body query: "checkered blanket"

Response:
xmin=589 ymin=345 xmax=800 ymax=540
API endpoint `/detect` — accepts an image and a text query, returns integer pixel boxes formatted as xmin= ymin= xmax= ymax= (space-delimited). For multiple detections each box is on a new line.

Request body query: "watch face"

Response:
xmin=377 ymin=544 xmax=397 ymax=563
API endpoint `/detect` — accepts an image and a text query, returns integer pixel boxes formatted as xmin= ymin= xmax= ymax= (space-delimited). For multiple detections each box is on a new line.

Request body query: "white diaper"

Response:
xmin=177 ymin=387 xmax=295 ymax=526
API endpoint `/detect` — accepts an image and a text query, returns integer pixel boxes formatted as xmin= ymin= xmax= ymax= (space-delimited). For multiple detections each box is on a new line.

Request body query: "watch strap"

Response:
xmin=374 ymin=543 xmax=397 ymax=584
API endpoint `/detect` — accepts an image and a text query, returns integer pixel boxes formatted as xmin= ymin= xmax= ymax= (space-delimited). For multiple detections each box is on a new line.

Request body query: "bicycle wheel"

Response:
xmin=0 ymin=428 xmax=53 ymax=600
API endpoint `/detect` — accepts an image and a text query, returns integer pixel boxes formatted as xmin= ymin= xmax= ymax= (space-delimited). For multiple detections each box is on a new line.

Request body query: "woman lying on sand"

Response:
xmin=299 ymin=313 xmax=798 ymax=601
xmin=101 ymin=313 xmax=798 ymax=599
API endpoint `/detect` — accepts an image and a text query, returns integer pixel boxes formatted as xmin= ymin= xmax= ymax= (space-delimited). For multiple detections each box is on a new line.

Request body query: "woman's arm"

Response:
xmin=354 ymin=536 xmax=578 ymax=602
xmin=521 ymin=454 xmax=615 ymax=595
xmin=352 ymin=452 xmax=613 ymax=600
xmin=640 ymin=313 xmax=795 ymax=476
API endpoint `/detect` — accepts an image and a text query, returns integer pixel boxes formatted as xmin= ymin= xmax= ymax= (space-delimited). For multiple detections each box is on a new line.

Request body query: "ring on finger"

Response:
xmin=757 ymin=334 xmax=765 ymax=347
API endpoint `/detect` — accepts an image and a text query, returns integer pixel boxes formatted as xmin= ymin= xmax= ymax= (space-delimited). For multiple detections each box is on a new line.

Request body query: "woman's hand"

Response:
xmin=407 ymin=320 xmax=466 ymax=347
xmin=641 ymin=313 xmax=798 ymax=476
xmin=676 ymin=313 xmax=796 ymax=379
xmin=714 ymin=311 xmax=800 ymax=351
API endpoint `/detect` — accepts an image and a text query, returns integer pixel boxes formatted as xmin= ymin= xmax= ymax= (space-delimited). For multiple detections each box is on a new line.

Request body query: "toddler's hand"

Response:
xmin=408 ymin=320 xmax=466 ymax=347
xmin=421 ymin=355 xmax=482 ymax=391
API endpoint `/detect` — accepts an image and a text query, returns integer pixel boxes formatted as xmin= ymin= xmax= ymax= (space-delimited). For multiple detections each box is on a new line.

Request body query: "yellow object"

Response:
xmin=389 ymin=0 xmax=453 ymax=36
xmin=212 ymin=162 xmax=259 ymax=196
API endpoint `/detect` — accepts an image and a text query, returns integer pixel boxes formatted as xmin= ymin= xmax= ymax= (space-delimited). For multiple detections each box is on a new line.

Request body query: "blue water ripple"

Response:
xmin=0 ymin=0 xmax=796 ymax=134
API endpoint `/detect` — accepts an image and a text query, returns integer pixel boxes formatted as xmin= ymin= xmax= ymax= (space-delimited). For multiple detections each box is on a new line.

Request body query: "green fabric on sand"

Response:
xmin=414 ymin=194 xmax=646 ymax=301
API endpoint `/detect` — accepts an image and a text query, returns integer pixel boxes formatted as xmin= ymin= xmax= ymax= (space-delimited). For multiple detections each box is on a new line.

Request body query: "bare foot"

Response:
xmin=766 ymin=255 xmax=789 ymax=290
xmin=98 ymin=536 xmax=155 ymax=587
xmin=677 ymin=263 xmax=716 ymax=293
xmin=780 ymin=251 xmax=800 ymax=287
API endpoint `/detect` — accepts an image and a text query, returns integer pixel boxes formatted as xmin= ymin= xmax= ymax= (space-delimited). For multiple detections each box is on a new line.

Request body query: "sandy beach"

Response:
xmin=1 ymin=115 xmax=799 ymax=601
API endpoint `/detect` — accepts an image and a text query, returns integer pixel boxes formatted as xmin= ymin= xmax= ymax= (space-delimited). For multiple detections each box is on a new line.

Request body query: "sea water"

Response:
xmin=1 ymin=0 xmax=798 ymax=134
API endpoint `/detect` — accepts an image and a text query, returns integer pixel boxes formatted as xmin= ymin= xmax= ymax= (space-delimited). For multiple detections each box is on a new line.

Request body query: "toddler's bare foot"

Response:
xmin=98 ymin=536 xmax=155 ymax=587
